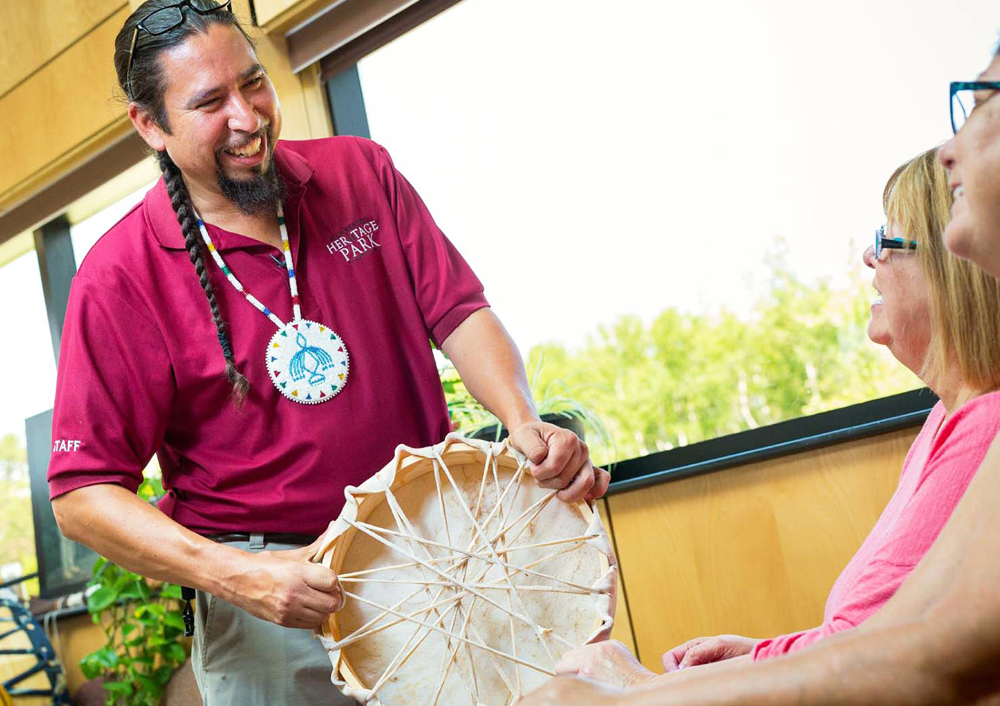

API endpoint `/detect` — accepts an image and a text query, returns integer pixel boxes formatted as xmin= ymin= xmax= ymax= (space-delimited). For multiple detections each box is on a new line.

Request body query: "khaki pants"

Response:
xmin=190 ymin=538 xmax=354 ymax=705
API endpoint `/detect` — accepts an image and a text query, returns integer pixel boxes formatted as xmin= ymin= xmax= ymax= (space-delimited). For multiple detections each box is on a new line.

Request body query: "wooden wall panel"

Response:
xmin=254 ymin=0 xmax=339 ymax=33
xmin=246 ymin=2 xmax=333 ymax=142
xmin=608 ymin=427 xmax=918 ymax=670
xmin=0 ymin=0 xmax=332 ymax=229
xmin=52 ymin=613 xmax=108 ymax=695
xmin=0 ymin=7 xmax=131 ymax=210
xmin=0 ymin=0 xmax=123 ymax=97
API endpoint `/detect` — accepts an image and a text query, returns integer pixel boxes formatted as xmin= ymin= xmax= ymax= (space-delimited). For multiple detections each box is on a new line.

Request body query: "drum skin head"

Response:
xmin=313 ymin=434 xmax=617 ymax=706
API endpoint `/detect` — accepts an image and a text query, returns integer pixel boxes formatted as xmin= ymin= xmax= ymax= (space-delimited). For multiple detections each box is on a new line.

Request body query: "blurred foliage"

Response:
xmin=0 ymin=433 xmax=38 ymax=595
xmin=80 ymin=472 xmax=188 ymax=706
xmin=442 ymin=356 xmax=616 ymax=463
xmin=512 ymin=245 xmax=920 ymax=465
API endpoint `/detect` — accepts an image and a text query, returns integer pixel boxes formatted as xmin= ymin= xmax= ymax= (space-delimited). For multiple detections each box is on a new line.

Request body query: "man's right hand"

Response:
xmin=52 ymin=485 xmax=345 ymax=630
xmin=223 ymin=540 xmax=344 ymax=629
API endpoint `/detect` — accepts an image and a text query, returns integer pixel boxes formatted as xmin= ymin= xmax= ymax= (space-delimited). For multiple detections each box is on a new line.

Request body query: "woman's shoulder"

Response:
xmin=947 ymin=389 xmax=1000 ymax=427
xmin=929 ymin=389 xmax=1000 ymax=459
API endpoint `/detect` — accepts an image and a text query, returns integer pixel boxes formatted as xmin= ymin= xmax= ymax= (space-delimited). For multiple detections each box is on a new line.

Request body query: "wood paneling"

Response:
xmin=253 ymin=0 xmax=340 ymax=33
xmin=0 ymin=7 xmax=131 ymax=211
xmin=0 ymin=132 xmax=149 ymax=247
xmin=54 ymin=614 xmax=107 ymax=695
xmin=0 ymin=0 xmax=123 ymax=98
xmin=0 ymin=0 xmax=332 ymax=239
xmin=245 ymin=1 xmax=332 ymax=142
xmin=286 ymin=0 xmax=417 ymax=73
xmin=608 ymin=427 xmax=918 ymax=670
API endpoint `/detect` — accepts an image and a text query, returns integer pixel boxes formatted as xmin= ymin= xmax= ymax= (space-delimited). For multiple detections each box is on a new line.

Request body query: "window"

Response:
xmin=341 ymin=0 xmax=995 ymax=465
xmin=0 ymin=181 xmax=156 ymax=596
xmin=71 ymin=181 xmax=155 ymax=264
xmin=0 ymin=249 xmax=58 ymax=589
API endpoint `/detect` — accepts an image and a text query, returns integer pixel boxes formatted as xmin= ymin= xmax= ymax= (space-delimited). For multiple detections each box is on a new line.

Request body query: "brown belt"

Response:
xmin=205 ymin=532 xmax=319 ymax=545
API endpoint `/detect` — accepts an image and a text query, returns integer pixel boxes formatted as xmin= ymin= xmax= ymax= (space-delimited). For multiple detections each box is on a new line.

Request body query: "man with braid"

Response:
xmin=46 ymin=1 xmax=609 ymax=703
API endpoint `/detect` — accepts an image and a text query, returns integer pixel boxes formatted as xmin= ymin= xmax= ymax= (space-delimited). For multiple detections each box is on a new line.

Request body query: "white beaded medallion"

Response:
xmin=266 ymin=319 xmax=350 ymax=404
xmin=195 ymin=202 xmax=353 ymax=407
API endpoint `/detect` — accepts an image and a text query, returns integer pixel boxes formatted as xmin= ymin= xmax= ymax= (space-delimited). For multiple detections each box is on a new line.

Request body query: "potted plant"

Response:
xmin=440 ymin=355 xmax=615 ymax=467
xmin=79 ymin=475 xmax=189 ymax=706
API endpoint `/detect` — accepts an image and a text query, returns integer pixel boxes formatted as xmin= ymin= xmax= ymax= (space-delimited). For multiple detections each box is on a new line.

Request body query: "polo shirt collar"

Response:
xmin=146 ymin=143 xmax=314 ymax=251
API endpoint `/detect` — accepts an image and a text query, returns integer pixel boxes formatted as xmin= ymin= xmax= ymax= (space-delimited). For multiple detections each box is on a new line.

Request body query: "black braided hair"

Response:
xmin=114 ymin=1 xmax=254 ymax=403
xmin=157 ymin=150 xmax=250 ymax=404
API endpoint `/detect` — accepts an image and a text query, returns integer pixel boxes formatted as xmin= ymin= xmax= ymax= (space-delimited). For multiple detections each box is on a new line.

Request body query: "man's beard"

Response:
xmin=215 ymin=127 xmax=285 ymax=215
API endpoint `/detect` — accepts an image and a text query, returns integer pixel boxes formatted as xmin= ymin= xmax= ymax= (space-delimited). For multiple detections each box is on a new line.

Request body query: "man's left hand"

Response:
xmin=508 ymin=421 xmax=610 ymax=502
xmin=517 ymin=674 xmax=625 ymax=705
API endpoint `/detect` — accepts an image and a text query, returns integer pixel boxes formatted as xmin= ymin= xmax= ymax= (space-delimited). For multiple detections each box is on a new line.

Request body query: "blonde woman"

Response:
xmin=547 ymin=147 xmax=1000 ymax=688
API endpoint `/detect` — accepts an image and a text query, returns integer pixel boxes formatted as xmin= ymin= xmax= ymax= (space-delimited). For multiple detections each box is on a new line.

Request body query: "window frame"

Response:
xmin=321 ymin=6 xmax=938 ymax=493
xmin=606 ymin=388 xmax=935 ymax=493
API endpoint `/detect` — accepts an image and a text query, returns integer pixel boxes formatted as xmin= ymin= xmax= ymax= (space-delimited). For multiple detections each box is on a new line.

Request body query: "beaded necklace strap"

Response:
xmin=193 ymin=202 xmax=350 ymax=405
xmin=195 ymin=203 xmax=301 ymax=329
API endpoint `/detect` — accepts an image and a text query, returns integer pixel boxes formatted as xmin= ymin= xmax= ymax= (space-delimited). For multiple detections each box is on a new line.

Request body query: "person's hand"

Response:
xmin=556 ymin=640 xmax=658 ymax=688
xmin=518 ymin=674 xmax=625 ymax=705
xmin=222 ymin=537 xmax=344 ymax=629
xmin=661 ymin=634 xmax=759 ymax=672
xmin=508 ymin=420 xmax=610 ymax=502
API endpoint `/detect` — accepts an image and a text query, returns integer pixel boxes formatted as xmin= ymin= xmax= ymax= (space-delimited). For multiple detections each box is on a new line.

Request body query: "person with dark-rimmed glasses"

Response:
xmin=520 ymin=39 xmax=1000 ymax=706
xmin=47 ymin=1 xmax=609 ymax=703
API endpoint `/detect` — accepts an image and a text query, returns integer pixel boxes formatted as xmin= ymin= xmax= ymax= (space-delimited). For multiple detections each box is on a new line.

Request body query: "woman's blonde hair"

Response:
xmin=884 ymin=148 xmax=1000 ymax=392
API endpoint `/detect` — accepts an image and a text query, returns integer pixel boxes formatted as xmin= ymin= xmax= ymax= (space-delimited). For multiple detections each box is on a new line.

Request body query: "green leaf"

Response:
xmin=134 ymin=674 xmax=164 ymax=699
xmin=164 ymin=642 xmax=187 ymax=664
xmin=163 ymin=624 xmax=183 ymax=640
xmin=92 ymin=646 xmax=118 ymax=669
xmin=120 ymin=622 xmax=138 ymax=636
xmin=135 ymin=603 xmax=165 ymax=617
xmin=160 ymin=583 xmax=183 ymax=599
xmin=153 ymin=666 xmax=174 ymax=686
xmin=163 ymin=611 xmax=185 ymax=631
xmin=118 ymin=583 xmax=143 ymax=600
xmin=112 ymin=573 xmax=133 ymax=592
xmin=103 ymin=681 xmax=134 ymax=696
xmin=79 ymin=654 xmax=103 ymax=680
xmin=91 ymin=556 xmax=108 ymax=575
xmin=87 ymin=586 xmax=118 ymax=613
xmin=136 ymin=579 xmax=151 ymax=602
xmin=97 ymin=562 xmax=121 ymax=585
xmin=135 ymin=613 xmax=160 ymax=628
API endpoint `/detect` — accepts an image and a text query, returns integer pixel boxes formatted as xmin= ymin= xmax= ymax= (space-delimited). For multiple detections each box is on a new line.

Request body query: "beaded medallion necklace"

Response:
xmin=195 ymin=203 xmax=350 ymax=404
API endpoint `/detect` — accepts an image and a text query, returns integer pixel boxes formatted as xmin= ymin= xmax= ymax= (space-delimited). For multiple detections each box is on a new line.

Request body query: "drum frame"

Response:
xmin=314 ymin=434 xmax=616 ymax=705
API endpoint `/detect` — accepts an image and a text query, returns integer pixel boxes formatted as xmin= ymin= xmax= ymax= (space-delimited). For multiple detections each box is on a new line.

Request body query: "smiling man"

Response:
xmin=45 ymin=1 xmax=608 ymax=703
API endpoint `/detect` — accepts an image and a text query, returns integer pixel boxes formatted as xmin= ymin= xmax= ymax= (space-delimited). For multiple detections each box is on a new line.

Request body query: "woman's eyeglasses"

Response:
xmin=950 ymin=81 xmax=1000 ymax=134
xmin=125 ymin=0 xmax=233 ymax=100
xmin=875 ymin=225 xmax=917 ymax=261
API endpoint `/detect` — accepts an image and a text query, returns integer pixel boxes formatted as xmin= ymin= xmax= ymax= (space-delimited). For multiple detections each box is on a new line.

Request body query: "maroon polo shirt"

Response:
xmin=48 ymin=137 xmax=488 ymax=535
